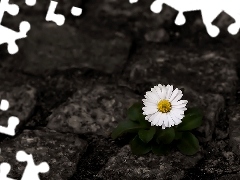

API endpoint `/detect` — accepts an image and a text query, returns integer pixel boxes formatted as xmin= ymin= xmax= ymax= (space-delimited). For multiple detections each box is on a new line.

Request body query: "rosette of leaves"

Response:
xmin=111 ymin=103 xmax=203 ymax=156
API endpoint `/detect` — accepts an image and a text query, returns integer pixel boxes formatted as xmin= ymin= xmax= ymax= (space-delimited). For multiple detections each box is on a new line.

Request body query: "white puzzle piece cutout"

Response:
xmin=129 ymin=0 xmax=138 ymax=4
xmin=0 ymin=151 xmax=50 ymax=180
xmin=0 ymin=0 xmax=31 ymax=54
xmin=71 ymin=6 xmax=82 ymax=16
xmin=16 ymin=151 xmax=50 ymax=180
xmin=0 ymin=99 xmax=19 ymax=136
xmin=25 ymin=0 xmax=36 ymax=6
xmin=0 ymin=99 xmax=9 ymax=111
xmin=0 ymin=163 xmax=16 ymax=180
xmin=132 ymin=0 xmax=240 ymax=37
xmin=46 ymin=0 xmax=65 ymax=26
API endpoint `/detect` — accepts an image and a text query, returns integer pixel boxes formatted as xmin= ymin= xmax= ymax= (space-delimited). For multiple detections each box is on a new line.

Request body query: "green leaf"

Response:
xmin=152 ymin=143 xmax=171 ymax=156
xmin=111 ymin=121 xmax=143 ymax=139
xmin=174 ymin=131 xmax=183 ymax=140
xmin=156 ymin=127 xmax=175 ymax=144
xmin=127 ymin=102 xmax=150 ymax=128
xmin=177 ymin=132 xmax=199 ymax=155
xmin=138 ymin=114 xmax=151 ymax=128
xmin=177 ymin=108 xmax=203 ymax=131
xmin=138 ymin=127 xmax=156 ymax=143
xmin=130 ymin=135 xmax=151 ymax=155
xmin=127 ymin=102 xmax=143 ymax=121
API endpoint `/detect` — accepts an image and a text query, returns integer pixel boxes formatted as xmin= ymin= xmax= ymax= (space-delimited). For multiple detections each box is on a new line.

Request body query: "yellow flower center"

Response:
xmin=157 ymin=99 xmax=171 ymax=113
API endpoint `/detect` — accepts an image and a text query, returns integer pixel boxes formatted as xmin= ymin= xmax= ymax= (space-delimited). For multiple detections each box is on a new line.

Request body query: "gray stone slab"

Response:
xmin=182 ymin=86 xmax=225 ymax=142
xmin=200 ymin=141 xmax=240 ymax=177
xmin=0 ymin=85 xmax=37 ymax=132
xmin=124 ymin=45 xmax=238 ymax=95
xmin=219 ymin=173 xmax=240 ymax=180
xmin=83 ymin=0 xmax=176 ymax=37
xmin=47 ymin=83 xmax=140 ymax=137
xmin=228 ymin=105 xmax=240 ymax=156
xmin=4 ymin=22 xmax=131 ymax=75
xmin=0 ymin=128 xmax=87 ymax=180
xmin=97 ymin=145 xmax=203 ymax=180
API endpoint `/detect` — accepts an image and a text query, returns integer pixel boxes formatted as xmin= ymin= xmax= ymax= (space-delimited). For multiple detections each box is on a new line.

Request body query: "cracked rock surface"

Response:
xmin=47 ymin=83 xmax=140 ymax=137
xmin=97 ymin=145 xmax=203 ymax=180
xmin=0 ymin=128 xmax=87 ymax=180
xmin=0 ymin=1 xmax=240 ymax=180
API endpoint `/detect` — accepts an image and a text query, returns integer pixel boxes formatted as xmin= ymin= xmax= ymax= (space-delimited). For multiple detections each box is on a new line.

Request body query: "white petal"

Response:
xmin=167 ymin=114 xmax=174 ymax=127
xmin=161 ymin=113 xmax=168 ymax=128
xmin=171 ymin=91 xmax=183 ymax=103
xmin=144 ymin=93 xmax=154 ymax=102
xmin=171 ymin=108 xmax=185 ymax=114
xmin=152 ymin=114 xmax=159 ymax=125
xmin=144 ymin=94 xmax=155 ymax=103
xmin=166 ymin=85 xmax=174 ymax=100
xmin=168 ymin=112 xmax=177 ymax=124
xmin=172 ymin=104 xmax=187 ymax=109
xmin=169 ymin=111 xmax=182 ymax=125
xmin=164 ymin=113 xmax=170 ymax=128
xmin=143 ymin=101 xmax=156 ymax=107
xmin=162 ymin=123 xmax=166 ymax=129
xmin=169 ymin=88 xmax=179 ymax=102
xmin=151 ymin=119 xmax=158 ymax=126
xmin=143 ymin=106 xmax=157 ymax=110
xmin=172 ymin=100 xmax=188 ymax=106
xmin=145 ymin=115 xmax=151 ymax=120
xmin=143 ymin=98 xmax=157 ymax=105
xmin=142 ymin=107 xmax=158 ymax=115
xmin=143 ymin=97 xmax=156 ymax=104
xmin=160 ymin=85 xmax=167 ymax=99
xmin=158 ymin=84 xmax=163 ymax=89
xmin=151 ymin=87 xmax=158 ymax=98
xmin=155 ymin=112 xmax=163 ymax=126
xmin=172 ymin=109 xmax=184 ymax=119
xmin=148 ymin=91 xmax=159 ymax=100
xmin=172 ymin=107 xmax=187 ymax=111
xmin=149 ymin=112 xmax=159 ymax=122
xmin=153 ymin=85 xmax=162 ymax=98
xmin=146 ymin=91 xmax=159 ymax=103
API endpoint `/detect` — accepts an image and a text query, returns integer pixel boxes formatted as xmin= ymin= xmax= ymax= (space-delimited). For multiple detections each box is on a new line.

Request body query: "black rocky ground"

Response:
xmin=0 ymin=0 xmax=240 ymax=179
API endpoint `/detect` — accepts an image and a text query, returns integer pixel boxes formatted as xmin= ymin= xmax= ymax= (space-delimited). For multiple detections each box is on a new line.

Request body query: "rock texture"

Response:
xmin=228 ymin=105 xmax=240 ymax=155
xmin=3 ymin=23 xmax=131 ymax=75
xmin=123 ymin=45 xmax=237 ymax=95
xmin=47 ymin=83 xmax=140 ymax=137
xmin=0 ymin=85 xmax=36 ymax=131
xmin=97 ymin=145 xmax=203 ymax=180
xmin=0 ymin=1 xmax=239 ymax=180
xmin=0 ymin=128 xmax=87 ymax=180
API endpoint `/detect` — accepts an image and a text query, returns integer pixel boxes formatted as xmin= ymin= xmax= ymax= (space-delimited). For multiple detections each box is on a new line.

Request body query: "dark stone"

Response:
xmin=97 ymin=145 xmax=203 ymax=180
xmin=144 ymin=28 xmax=169 ymax=43
xmin=70 ymin=135 xmax=120 ymax=180
xmin=200 ymin=141 xmax=240 ymax=176
xmin=0 ymin=85 xmax=36 ymax=132
xmin=219 ymin=173 xmax=240 ymax=180
xmin=123 ymin=45 xmax=238 ymax=95
xmin=215 ymin=127 xmax=229 ymax=140
xmin=3 ymin=22 xmax=131 ymax=75
xmin=82 ymin=0 xmax=176 ymax=37
xmin=0 ymin=128 xmax=87 ymax=180
xmin=181 ymin=87 xmax=225 ymax=142
xmin=228 ymin=105 xmax=240 ymax=156
xmin=47 ymin=82 xmax=140 ymax=137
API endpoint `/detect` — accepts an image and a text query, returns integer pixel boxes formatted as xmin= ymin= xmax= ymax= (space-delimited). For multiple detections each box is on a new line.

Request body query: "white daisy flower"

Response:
xmin=142 ymin=84 xmax=188 ymax=129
